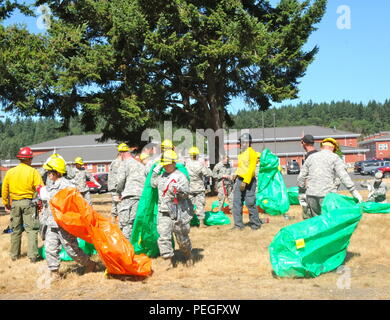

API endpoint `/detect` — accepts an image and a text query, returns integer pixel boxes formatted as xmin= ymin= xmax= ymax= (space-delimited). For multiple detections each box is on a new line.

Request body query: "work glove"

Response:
xmin=153 ymin=164 xmax=163 ymax=175
xmin=351 ymin=190 xmax=363 ymax=203
xmin=240 ymin=181 xmax=247 ymax=192
xmin=298 ymin=193 xmax=307 ymax=207
xmin=36 ymin=185 xmax=50 ymax=201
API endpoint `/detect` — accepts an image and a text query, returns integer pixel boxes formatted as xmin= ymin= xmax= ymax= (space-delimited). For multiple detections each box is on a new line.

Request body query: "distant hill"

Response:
xmin=229 ymin=100 xmax=390 ymax=138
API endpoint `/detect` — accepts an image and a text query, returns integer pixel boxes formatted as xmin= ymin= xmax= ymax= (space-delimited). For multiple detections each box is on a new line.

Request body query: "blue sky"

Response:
xmin=3 ymin=0 xmax=390 ymax=114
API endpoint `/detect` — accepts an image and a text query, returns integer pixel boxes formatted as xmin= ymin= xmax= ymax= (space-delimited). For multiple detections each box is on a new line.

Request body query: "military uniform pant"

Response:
xmin=9 ymin=199 xmax=40 ymax=260
xmin=217 ymin=181 xmax=233 ymax=208
xmin=189 ymin=192 xmax=205 ymax=220
xmin=232 ymin=177 xmax=261 ymax=229
xmin=306 ymin=195 xmax=324 ymax=218
xmin=111 ymin=192 xmax=119 ymax=218
xmin=45 ymin=226 xmax=91 ymax=271
xmin=81 ymin=191 xmax=92 ymax=205
xmin=157 ymin=212 xmax=192 ymax=259
xmin=301 ymin=204 xmax=311 ymax=220
xmin=118 ymin=197 xmax=139 ymax=240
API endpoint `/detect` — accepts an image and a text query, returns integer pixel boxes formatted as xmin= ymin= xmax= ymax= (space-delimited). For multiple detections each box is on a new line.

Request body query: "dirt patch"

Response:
xmin=0 ymin=190 xmax=389 ymax=300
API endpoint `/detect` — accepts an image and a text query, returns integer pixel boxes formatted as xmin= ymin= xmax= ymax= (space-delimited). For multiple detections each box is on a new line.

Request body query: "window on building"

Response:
xmin=97 ymin=164 xmax=105 ymax=173
xmin=378 ymin=143 xmax=388 ymax=151
xmin=87 ymin=164 xmax=93 ymax=170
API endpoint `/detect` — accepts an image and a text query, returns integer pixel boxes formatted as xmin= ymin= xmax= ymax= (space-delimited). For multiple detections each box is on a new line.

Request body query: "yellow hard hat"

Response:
xmin=74 ymin=157 xmax=84 ymax=165
xmin=321 ymin=138 xmax=340 ymax=153
xmin=140 ymin=153 xmax=150 ymax=161
xmin=43 ymin=157 xmax=67 ymax=174
xmin=160 ymin=150 xmax=178 ymax=166
xmin=161 ymin=139 xmax=174 ymax=151
xmin=188 ymin=146 xmax=200 ymax=155
xmin=118 ymin=143 xmax=130 ymax=152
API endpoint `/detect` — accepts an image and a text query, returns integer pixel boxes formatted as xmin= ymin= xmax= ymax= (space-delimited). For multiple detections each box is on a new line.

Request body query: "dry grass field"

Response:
xmin=0 ymin=187 xmax=389 ymax=300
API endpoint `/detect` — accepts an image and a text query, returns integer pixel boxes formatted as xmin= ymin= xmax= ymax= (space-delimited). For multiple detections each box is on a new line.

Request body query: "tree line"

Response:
xmin=1 ymin=99 xmax=388 ymax=160
xmin=230 ymin=100 xmax=390 ymax=137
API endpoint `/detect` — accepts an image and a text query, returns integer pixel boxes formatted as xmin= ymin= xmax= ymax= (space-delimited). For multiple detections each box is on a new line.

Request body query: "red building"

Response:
xmin=2 ymin=134 xmax=118 ymax=173
xmin=224 ymin=125 xmax=368 ymax=167
xmin=359 ymin=132 xmax=390 ymax=159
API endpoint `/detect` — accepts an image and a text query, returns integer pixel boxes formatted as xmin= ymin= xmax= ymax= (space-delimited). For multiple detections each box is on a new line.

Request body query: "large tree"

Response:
xmin=0 ymin=0 xmax=327 ymax=162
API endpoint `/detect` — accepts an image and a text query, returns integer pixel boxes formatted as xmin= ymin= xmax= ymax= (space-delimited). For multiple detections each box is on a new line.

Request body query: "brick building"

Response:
xmin=224 ymin=125 xmax=368 ymax=167
xmin=359 ymin=132 xmax=390 ymax=159
xmin=2 ymin=134 xmax=118 ymax=173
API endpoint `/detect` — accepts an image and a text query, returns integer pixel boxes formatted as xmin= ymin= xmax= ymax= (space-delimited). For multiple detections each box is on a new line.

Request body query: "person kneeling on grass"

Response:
xmin=39 ymin=156 xmax=97 ymax=282
xmin=151 ymin=150 xmax=194 ymax=270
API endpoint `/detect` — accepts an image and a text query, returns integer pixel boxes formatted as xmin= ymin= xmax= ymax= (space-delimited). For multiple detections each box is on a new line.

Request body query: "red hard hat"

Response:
xmin=16 ymin=147 xmax=33 ymax=159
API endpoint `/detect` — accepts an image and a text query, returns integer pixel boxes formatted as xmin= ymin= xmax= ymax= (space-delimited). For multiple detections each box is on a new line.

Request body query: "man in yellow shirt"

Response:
xmin=2 ymin=147 xmax=43 ymax=262
xmin=232 ymin=133 xmax=262 ymax=230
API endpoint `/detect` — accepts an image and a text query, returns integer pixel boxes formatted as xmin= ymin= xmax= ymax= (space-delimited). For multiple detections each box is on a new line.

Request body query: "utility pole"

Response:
xmin=262 ymin=111 xmax=265 ymax=151
xmin=273 ymin=111 xmax=276 ymax=154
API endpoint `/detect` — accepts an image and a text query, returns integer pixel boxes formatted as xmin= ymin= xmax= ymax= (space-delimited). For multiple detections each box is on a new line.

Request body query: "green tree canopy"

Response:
xmin=1 ymin=0 xmax=327 ymax=161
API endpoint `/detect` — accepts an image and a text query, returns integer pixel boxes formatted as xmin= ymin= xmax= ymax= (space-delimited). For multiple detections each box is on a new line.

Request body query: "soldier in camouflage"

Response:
xmin=361 ymin=171 xmax=387 ymax=203
xmin=145 ymin=139 xmax=174 ymax=176
xmin=297 ymin=137 xmax=363 ymax=218
xmin=108 ymin=144 xmax=128 ymax=223
xmin=185 ymin=146 xmax=212 ymax=226
xmin=70 ymin=157 xmax=101 ymax=205
xmin=212 ymin=155 xmax=234 ymax=209
xmin=38 ymin=156 xmax=97 ymax=282
xmin=151 ymin=150 xmax=194 ymax=270
xmin=115 ymin=149 xmax=146 ymax=240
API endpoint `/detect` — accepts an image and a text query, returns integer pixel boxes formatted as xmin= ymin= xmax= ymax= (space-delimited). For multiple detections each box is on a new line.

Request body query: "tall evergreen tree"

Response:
xmin=1 ymin=0 xmax=327 ymax=163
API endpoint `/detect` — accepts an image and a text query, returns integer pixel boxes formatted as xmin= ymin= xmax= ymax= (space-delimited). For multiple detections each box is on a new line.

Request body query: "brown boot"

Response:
xmin=85 ymin=260 xmax=98 ymax=273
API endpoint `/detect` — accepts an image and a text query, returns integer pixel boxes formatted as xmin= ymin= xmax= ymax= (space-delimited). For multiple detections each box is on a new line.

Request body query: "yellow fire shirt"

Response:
xmin=235 ymin=147 xmax=258 ymax=184
xmin=2 ymin=163 xmax=43 ymax=206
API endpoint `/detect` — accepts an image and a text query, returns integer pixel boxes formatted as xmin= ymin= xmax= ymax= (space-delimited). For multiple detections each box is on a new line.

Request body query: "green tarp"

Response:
xmin=287 ymin=187 xmax=299 ymax=205
xmin=256 ymin=149 xmax=290 ymax=215
xmin=362 ymin=202 xmax=390 ymax=214
xmin=131 ymin=162 xmax=189 ymax=258
xmin=39 ymin=238 xmax=97 ymax=261
xmin=269 ymin=193 xmax=363 ymax=278
xmin=321 ymin=193 xmax=390 ymax=214
xmin=204 ymin=211 xmax=231 ymax=226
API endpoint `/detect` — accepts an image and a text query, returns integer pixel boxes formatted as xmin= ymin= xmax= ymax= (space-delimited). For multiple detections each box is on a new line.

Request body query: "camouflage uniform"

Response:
xmin=297 ymin=149 xmax=360 ymax=218
xmin=70 ymin=166 xmax=99 ymax=205
xmin=185 ymin=159 xmax=212 ymax=220
xmin=361 ymin=179 xmax=387 ymax=203
xmin=40 ymin=178 xmax=92 ymax=271
xmin=212 ymin=160 xmax=233 ymax=208
xmin=116 ymin=158 xmax=146 ymax=240
xmin=151 ymin=167 xmax=193 ymax=259
xmin=107 ymin=158 xmax=122 ymax=218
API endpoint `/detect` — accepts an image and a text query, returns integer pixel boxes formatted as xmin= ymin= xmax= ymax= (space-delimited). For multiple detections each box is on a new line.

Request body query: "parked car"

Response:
xmin=360 ymin=160 xmax=390 ymax=175
xmin=87 ymin=173 xmax=108 ymax=194
xmin=354 ymin=161 xmax=363 ymax=174
xmin=287 ymin=160 xmax=300 ymax=174
xmin=376 ymin=166 xmax=390 ymax=178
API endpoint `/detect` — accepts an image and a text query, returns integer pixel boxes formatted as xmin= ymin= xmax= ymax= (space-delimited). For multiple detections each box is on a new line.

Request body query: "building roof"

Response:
xmin=225 ymin=125 xmax=360 ymax=143
xmin=4 ymin=145 xmax=118 ymax=167
xmin=29 ymin=134 xmax=117 ymax=150
xmin=225 ymin=141 xmax=368 ymax=158
xmin=359 ymin=134 xmax=390 ymax=145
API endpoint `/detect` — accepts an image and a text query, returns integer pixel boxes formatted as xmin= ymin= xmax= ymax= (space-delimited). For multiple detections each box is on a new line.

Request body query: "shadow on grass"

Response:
xmin=344 ymin=251 xmax=361 ymax=263
xmin=172 ymin=247 xmax=204 ymax=266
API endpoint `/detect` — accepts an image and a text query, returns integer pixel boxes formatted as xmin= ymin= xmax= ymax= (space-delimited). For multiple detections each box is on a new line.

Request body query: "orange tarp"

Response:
xmin=50 ymin=187 xmax=152 ymax=276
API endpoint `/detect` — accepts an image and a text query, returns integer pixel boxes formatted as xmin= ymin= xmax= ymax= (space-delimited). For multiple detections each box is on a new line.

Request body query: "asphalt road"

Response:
xmin=282 ymin=171 xmax=369 ymax=190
